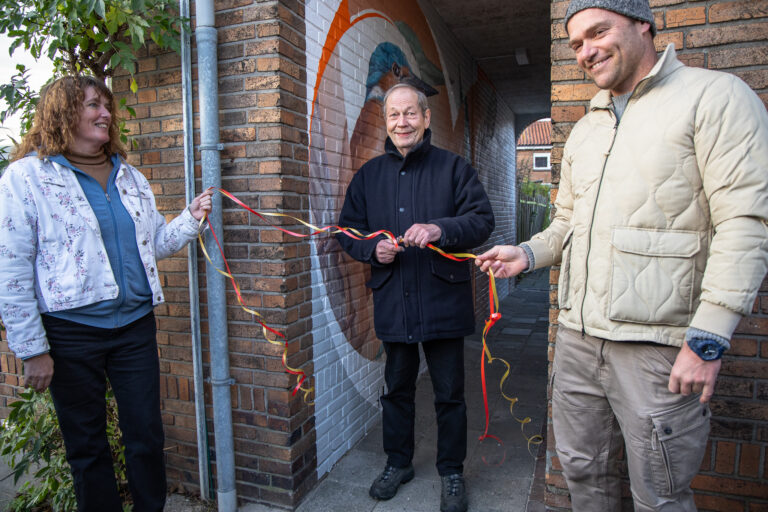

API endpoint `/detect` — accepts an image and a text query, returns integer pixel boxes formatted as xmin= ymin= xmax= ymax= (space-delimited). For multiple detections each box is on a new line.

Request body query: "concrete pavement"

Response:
xmin=0 ymin=269 xmax=551 ymax=512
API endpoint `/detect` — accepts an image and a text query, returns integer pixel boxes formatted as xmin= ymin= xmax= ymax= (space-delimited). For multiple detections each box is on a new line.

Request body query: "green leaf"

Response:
xmin=94 ymin=0 xmax=106 ymax=18
xmin=82 ymin=0 xmax=97 ymax=16
xmin=129 ymin=78 xmax=138 ymax=94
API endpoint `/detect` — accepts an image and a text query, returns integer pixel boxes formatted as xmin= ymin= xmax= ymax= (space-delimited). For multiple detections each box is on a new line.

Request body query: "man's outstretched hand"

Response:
xmin=475 ymin=245 xmax=530 ymax=278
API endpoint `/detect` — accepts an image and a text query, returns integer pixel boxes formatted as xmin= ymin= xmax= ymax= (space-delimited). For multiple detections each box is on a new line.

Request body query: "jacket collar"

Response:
xmin=590 ymin=43 xmax=683 ymax=111
xmin=385 ymin=128 xmax=433 ymax=161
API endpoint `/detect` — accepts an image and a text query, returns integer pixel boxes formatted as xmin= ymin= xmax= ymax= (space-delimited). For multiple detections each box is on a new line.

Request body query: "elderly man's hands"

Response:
xmin=374 ymin=223 xmax=442 ymax=264
xmin=375 ymin=239 xmax=403 ymax=264
xmin=400 ymin=223 xmax=441 ymax=249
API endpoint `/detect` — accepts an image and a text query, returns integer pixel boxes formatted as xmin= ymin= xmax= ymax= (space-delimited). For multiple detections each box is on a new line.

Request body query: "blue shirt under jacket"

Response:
xmin=44 ymin=154 xmax=153 ymax=328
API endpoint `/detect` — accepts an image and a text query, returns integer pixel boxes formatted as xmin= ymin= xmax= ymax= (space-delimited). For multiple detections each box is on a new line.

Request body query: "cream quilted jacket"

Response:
xmin=525 ymin=45 xmax=768 ymax=347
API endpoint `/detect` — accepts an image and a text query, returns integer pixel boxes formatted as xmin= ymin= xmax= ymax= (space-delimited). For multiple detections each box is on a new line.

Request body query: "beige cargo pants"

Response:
xmin=552 ymin=327 xmax=711 ymax=511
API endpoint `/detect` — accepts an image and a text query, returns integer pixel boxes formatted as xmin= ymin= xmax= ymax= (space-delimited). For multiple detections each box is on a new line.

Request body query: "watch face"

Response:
xmin=690 ymin=338 xmax=723 ymax=360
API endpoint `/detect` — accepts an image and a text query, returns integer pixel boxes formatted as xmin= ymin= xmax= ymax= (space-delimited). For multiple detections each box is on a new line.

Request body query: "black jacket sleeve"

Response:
xmin=429 ymin=161 xmax=495 ymax=251
xmin=336 ymin=169 xmax=385 ymax=265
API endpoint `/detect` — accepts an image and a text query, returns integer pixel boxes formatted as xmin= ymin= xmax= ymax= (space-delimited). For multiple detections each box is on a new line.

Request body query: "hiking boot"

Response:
xmin=369 ymin=464 xmax=415 ymax=500
xmin=440 ymin=473 xmax=468 ymax=512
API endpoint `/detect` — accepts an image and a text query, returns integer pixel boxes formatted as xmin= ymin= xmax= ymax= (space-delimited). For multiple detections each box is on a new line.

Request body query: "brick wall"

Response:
xmin=116 ymin=0 xmax=317 ymax=507
xmin=547 ymin=1 xmax=768 ymax=510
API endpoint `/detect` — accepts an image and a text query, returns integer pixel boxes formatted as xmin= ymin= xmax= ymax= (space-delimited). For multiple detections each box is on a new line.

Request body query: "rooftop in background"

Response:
xmin=517 ymin=118 xmax=551 ymax=147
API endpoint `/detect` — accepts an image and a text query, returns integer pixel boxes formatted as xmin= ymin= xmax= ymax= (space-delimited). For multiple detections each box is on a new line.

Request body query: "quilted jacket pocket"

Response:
xmin=557 ymin=227 xmax=575 ymax=310
xmin=647 ymin=399 xmax=711 ymax=497
xmin=609 ymin=227 xmax=699 ymax=326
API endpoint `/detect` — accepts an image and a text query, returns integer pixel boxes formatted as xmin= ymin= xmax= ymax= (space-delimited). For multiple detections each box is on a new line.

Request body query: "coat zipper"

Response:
xmin=580 ymin=113 xmax=620 ymax=336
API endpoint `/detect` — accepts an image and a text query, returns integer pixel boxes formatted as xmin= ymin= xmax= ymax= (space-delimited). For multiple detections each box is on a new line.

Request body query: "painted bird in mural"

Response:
xmin=349 ymin=41 xmax=438 ymax=170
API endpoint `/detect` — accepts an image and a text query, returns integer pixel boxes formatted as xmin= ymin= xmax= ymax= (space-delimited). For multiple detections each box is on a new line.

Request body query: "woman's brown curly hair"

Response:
xmin=11 ymin=75 xmax=126 ymax=161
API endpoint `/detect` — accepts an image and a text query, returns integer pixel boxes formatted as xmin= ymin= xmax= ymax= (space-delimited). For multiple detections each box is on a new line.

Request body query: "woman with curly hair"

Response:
xmin=0 ymin=75 xmax=213 ymax=512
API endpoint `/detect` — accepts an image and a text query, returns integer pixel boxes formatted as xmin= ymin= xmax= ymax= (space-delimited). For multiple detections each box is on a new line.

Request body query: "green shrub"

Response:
xmin=0 ymin=388 xmax=130 ymax=512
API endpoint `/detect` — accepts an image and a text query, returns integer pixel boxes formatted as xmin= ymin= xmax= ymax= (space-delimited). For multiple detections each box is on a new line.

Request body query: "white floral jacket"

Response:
xmin=0 ymin=155 xmax=202 ymax=359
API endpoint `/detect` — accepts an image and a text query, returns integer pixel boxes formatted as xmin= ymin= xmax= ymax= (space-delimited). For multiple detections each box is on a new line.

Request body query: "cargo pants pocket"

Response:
xmin=647 ymin=398 xmax=711 ymax=497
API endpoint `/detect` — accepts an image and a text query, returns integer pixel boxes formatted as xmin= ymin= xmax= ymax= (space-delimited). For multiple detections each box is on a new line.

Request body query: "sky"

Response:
xmin=0 ymin=34 xmax=55 ymax=148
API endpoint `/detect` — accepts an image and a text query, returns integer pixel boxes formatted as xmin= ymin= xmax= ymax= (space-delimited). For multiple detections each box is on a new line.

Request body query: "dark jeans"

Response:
xmin=381 ymin=337 xmax=467 ymax=476
xmin=42 ymin=312 xmax=166 ymax=512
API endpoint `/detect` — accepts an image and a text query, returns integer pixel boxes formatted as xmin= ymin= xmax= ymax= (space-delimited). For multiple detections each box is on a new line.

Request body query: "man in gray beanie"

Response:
xmin=477 ymin=1 xmax=768 ymax=511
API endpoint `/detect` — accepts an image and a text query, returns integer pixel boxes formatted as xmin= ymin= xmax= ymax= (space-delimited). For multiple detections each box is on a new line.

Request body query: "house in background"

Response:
xmin=516 ymin=118 xmax=552 ymax=184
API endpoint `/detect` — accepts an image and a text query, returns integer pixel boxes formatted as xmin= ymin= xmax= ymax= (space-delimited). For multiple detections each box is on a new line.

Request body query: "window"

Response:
xmin=533 ymin=153 xmax=550 ymax=170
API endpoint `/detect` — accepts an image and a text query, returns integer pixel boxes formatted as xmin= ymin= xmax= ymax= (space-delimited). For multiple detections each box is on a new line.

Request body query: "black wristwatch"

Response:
xmin=687 ymin=337 xmax=725 ymax=361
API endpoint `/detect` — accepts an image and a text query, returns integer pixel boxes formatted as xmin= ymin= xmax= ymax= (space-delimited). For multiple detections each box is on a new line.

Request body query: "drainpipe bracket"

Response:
xmin=206 ymin=376 xmax=236 ymax=386
xmin=199 ymin=143 xmax=224 ymax=151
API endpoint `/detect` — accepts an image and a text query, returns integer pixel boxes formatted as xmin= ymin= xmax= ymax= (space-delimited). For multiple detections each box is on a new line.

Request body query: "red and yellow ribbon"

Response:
xmin=198 ymin=188 xmax=541 ymax=454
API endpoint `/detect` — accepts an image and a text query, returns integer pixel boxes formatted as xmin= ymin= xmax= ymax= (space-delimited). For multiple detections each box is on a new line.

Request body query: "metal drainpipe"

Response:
xmin=195 ymin=1 xmax=238 ymax=510
xmin=180 ymin=0 xmax=212 ymax=501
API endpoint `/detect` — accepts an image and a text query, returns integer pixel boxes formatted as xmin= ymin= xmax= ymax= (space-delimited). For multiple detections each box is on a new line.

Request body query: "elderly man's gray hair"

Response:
xmin=382 ymin=83 xmax=429 ymax=116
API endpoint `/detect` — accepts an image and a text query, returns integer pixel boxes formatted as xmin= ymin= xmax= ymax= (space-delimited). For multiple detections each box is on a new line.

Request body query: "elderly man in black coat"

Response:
xmin=337 ymin=83 xmax=495 ymax=512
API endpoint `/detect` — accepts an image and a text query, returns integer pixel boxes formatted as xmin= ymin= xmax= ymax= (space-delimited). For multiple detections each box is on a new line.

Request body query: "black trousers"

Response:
xmin=381 ymin=337 xmax=467 ymax=476
xmin=42 ymin=312 xmax=166 ymax=512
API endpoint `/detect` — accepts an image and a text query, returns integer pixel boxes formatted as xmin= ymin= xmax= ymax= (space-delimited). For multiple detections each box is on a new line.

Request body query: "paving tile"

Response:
xmin=372 ymin=477 xmax=440 ymax=511
xmin=501 ymin=328 xmax=533 ymax=336
xmin=325 ymin=449 xmax=386 ymax=487
xmin=509 ymin=317 xmax=537 ymax=324
xmin=296 ymin=480 xmax=378 ymax=512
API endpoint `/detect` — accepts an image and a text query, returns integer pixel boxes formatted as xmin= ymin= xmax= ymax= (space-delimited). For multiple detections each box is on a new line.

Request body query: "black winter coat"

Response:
xmin=337 ymin=130 xmax=495 ymax=343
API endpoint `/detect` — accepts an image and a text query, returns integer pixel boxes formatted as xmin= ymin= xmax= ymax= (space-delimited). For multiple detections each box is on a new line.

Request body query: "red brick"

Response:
xmin=729 ymin=337 xmax=759 ymax=357
xmin=666 ymin=6 xmax=706 ymax=27
xmin=687 ymin=22 xmax=768 ymax=48
xmin=692 ymin=474 xmax=767 ymax=498
xmin=551 ymin=64 xmax=585 ymax=81
xmin=714 ymin=441 xmax=736 ymax=474
xmin=739 ymin=444 xmax=761 ymax=477
xmin=733 ymin=69 xmax=768 ymax=90
xmin=650 ymin=0 xmax=685 ymax=6
xmin=551 ymin=1 xmax=568 ymax=20
xmin=552 ymin=83 xmax=599 ymax=102
xmin=677 ymin=52 xmax=706 ymax=68
xmin=137 ymin=57 xmax=157 ymax=73
xmin=655 ymin=31 xmax=684 ymax=51
xmin=709 ymin=46 xmax=768 ymax=69
xmin=735 ymin=316 xmax=768 ymax=336
xmin=218 ymin=24 xmax=255 ymax=43
xmin=693 ymin=493 xmax=748 ymax=512
xmin=709 ymin=1 xmax=768 ymax=23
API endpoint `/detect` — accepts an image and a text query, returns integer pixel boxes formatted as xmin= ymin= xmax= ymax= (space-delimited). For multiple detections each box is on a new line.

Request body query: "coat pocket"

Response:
xmin=557 ymin=227 xmax=575 ymax=310
xmin=608 ymin=227 xmax=699 ymax=325
xmin=648 ymin=399 xmax=711 ymax=497
xmin=430 ymin=255 xmax=471 ymax=284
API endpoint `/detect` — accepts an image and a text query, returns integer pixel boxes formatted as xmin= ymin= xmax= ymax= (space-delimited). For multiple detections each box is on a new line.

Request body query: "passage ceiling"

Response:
xmin=428 ymin=0 xmax=552 ymax=119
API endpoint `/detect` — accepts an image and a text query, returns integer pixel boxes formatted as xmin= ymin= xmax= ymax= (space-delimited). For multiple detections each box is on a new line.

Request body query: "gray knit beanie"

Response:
xmin=565 ymin=0 xmax=656 ymax=36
